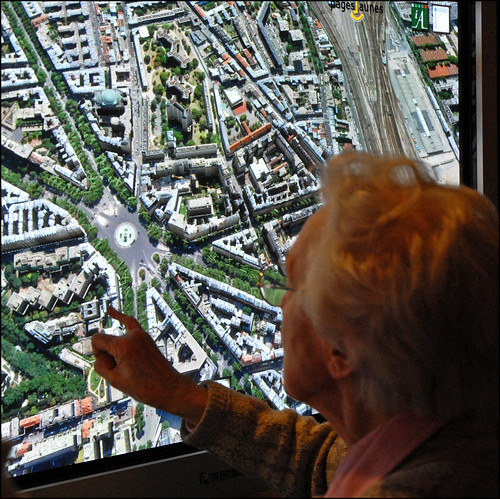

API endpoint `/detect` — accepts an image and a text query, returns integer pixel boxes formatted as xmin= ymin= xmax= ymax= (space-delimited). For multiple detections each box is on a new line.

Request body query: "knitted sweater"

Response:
xmin=181 ymin=381 xmax=498 ymax=497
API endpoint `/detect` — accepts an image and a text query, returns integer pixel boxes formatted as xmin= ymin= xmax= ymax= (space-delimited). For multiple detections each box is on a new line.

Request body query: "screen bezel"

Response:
xmin=457 ymin=1 xmax=476 ymax=189
xmin=11 ymin=440 xmax=199 ymax=490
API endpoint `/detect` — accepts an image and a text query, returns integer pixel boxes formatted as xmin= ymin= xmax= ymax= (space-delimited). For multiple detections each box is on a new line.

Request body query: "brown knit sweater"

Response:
xmin=181 ymin=381 xmax=498 ymax=497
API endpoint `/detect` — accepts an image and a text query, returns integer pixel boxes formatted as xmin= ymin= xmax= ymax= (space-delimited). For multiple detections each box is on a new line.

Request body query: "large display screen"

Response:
xmin=1 ymin=0 xmax=467 ymax=488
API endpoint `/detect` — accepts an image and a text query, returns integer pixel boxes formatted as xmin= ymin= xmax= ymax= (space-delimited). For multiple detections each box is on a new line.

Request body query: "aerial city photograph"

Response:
xmin=2 ymin=0 xmax=459 ymax=477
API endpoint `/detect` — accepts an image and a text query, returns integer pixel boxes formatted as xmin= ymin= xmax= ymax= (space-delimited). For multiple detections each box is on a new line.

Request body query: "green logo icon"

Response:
xmin=411 ymin=3 xmax=429 ymax=30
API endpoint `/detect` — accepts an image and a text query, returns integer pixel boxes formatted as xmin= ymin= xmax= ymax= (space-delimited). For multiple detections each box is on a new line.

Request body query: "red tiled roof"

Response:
xmin=233 ymin=102 xmax=247 ymax=117
xmin=229 ymin=122 xmax=271 ymax=152
xmin=17 ymin=442 xmax=32 ymax=457
xmin=81 ymin=420 xmax=94 ymax=439
xmin=194 ymin=4 xmax=206 ymax=19
xmin=412 ymin=34 xmax=441 ymax=46
xmin=77 ymin=397 xmax=93 ymax=416
xmin=428 ymin=64 xmax=458 ymax=79
xmin=419 ymin=48 xmax=448 ymax=62
xmin=32 ymin=14 xmax=49 ymax=27
xmin=20 ymin=415 xmax=40 ymax=428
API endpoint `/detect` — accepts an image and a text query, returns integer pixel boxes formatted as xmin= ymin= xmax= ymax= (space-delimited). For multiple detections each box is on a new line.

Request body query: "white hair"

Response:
xmin=305 ymin=152 xmax=498 ymax=421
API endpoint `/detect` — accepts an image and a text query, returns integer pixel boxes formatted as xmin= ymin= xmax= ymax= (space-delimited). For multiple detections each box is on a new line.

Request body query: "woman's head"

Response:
xmin=303 ymin=152 xmax=498 ymax=420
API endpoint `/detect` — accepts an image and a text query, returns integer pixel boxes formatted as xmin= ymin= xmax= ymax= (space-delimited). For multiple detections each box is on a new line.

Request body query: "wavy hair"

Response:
xmin=304 ymin=152 xmax=498 ymax=421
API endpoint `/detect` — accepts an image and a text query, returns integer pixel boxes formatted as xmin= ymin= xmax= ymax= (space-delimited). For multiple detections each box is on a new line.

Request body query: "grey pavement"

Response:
xmin=78 ymin=186 xmax=167 ymax=287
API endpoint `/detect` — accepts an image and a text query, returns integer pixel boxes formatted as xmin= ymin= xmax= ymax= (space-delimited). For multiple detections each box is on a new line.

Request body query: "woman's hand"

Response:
xmin=91 ymin=306 xmax=207 ymax=426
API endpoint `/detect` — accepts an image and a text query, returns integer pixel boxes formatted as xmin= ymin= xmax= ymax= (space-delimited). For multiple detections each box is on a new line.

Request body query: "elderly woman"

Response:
xmin=91 ymin=152 xmax=498 ymax=497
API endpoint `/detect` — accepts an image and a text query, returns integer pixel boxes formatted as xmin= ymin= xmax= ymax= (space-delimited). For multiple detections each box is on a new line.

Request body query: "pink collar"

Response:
xmin=326 ymin=412 xmax=445 ymax=497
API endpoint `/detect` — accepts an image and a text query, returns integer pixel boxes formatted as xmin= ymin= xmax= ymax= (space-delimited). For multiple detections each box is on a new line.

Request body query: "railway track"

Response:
xmin=309 ymin=1 xmax=414 ymax=157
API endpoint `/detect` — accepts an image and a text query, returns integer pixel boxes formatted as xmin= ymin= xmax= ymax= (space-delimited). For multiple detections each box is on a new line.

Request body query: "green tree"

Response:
xmin=146 ymin=224 xmax=161 ymax=242
xmin=135 ymin=402 xmax=144 ymax=416
xmin=159 ymin=71 xmax=169 ymax=83
xmin=136 ymin=416 xmax=145 ymax=435
xmin=192 ymin=330 xmax=203 ymax=344
xmin=192 ymin=108 xmax=203 ymax=120
xmin=127 ymin=196 xmax=138 ymax=211
xmin=194 ymin=84 xmax=203 ymax=100
xmin=251 ymin=386 xmax=267 ymax=400
xmin=139 ymin=206 xmax=152 ymax=225
xmin=160 ymin=258 xmax=169 ymax=275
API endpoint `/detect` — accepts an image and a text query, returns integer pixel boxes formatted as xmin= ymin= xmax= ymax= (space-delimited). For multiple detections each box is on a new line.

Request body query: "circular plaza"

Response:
xmin=114 ymin=222 xmax=137 ymax=248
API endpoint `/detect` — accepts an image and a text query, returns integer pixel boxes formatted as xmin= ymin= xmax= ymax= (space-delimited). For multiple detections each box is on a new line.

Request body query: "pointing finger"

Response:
xmin=107 ymin=305 xmax=142 ymax=332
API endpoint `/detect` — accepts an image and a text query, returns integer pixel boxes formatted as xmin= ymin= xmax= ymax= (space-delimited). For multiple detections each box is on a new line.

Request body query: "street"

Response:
xmin=77 ymin=185 xmax=169 ymax=294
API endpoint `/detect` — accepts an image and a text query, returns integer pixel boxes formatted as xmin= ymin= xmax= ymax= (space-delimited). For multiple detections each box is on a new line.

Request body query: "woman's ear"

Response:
xmin=325 ymin=344 xmax=354 ymax=380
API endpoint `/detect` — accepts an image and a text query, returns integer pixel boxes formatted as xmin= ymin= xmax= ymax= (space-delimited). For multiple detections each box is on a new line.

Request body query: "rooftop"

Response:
xmin=94 ymin=88 xmax=123 ymax=107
